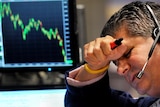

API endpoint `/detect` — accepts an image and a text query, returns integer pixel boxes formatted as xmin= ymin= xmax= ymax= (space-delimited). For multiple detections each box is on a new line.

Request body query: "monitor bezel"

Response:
xmin=0 ymin=0 xmax=80 ymax=73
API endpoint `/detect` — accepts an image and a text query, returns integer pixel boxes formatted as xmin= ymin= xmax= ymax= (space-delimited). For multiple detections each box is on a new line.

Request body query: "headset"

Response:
xmin=136 ymin=4 xmax=160 ymax=79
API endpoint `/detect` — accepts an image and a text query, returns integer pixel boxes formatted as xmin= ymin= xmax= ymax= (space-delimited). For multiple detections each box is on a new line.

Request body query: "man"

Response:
xmin=65 ymin=1 xmax=160 ymax=107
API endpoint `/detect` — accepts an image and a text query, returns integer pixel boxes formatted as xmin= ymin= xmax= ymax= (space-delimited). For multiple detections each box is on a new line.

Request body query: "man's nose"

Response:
xmin=117 ymin=59 xmax=130 ymax=76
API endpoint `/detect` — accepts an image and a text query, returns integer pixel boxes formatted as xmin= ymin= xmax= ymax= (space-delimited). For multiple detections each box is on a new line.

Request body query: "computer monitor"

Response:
xmin=0 ymin=0 xmax=79 ymax=72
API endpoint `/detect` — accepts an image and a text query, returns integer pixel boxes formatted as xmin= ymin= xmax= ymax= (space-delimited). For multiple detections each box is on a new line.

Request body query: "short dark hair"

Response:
xmin=100 ymin=1 xmax=160 ymax=39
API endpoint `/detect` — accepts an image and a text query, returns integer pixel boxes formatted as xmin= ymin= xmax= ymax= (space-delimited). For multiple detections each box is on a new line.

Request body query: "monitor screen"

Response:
xmin=0 ymin=88 xmax=66 ymax=107
xmin=0 ymin=0 xmax=79 ymax=72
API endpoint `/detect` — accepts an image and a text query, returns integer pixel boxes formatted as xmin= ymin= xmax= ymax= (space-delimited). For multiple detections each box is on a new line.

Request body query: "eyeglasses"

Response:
xmin=136 ymin=4 xmax=160 ymax=79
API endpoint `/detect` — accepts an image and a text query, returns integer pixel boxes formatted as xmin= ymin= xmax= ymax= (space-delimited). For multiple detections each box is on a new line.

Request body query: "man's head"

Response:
xmin=99 ymin=1 xmax=160 ymax=97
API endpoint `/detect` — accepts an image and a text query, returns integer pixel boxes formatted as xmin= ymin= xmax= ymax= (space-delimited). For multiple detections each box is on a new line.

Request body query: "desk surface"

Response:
xmin=0 ymin=89 xmax=66 ymax=107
